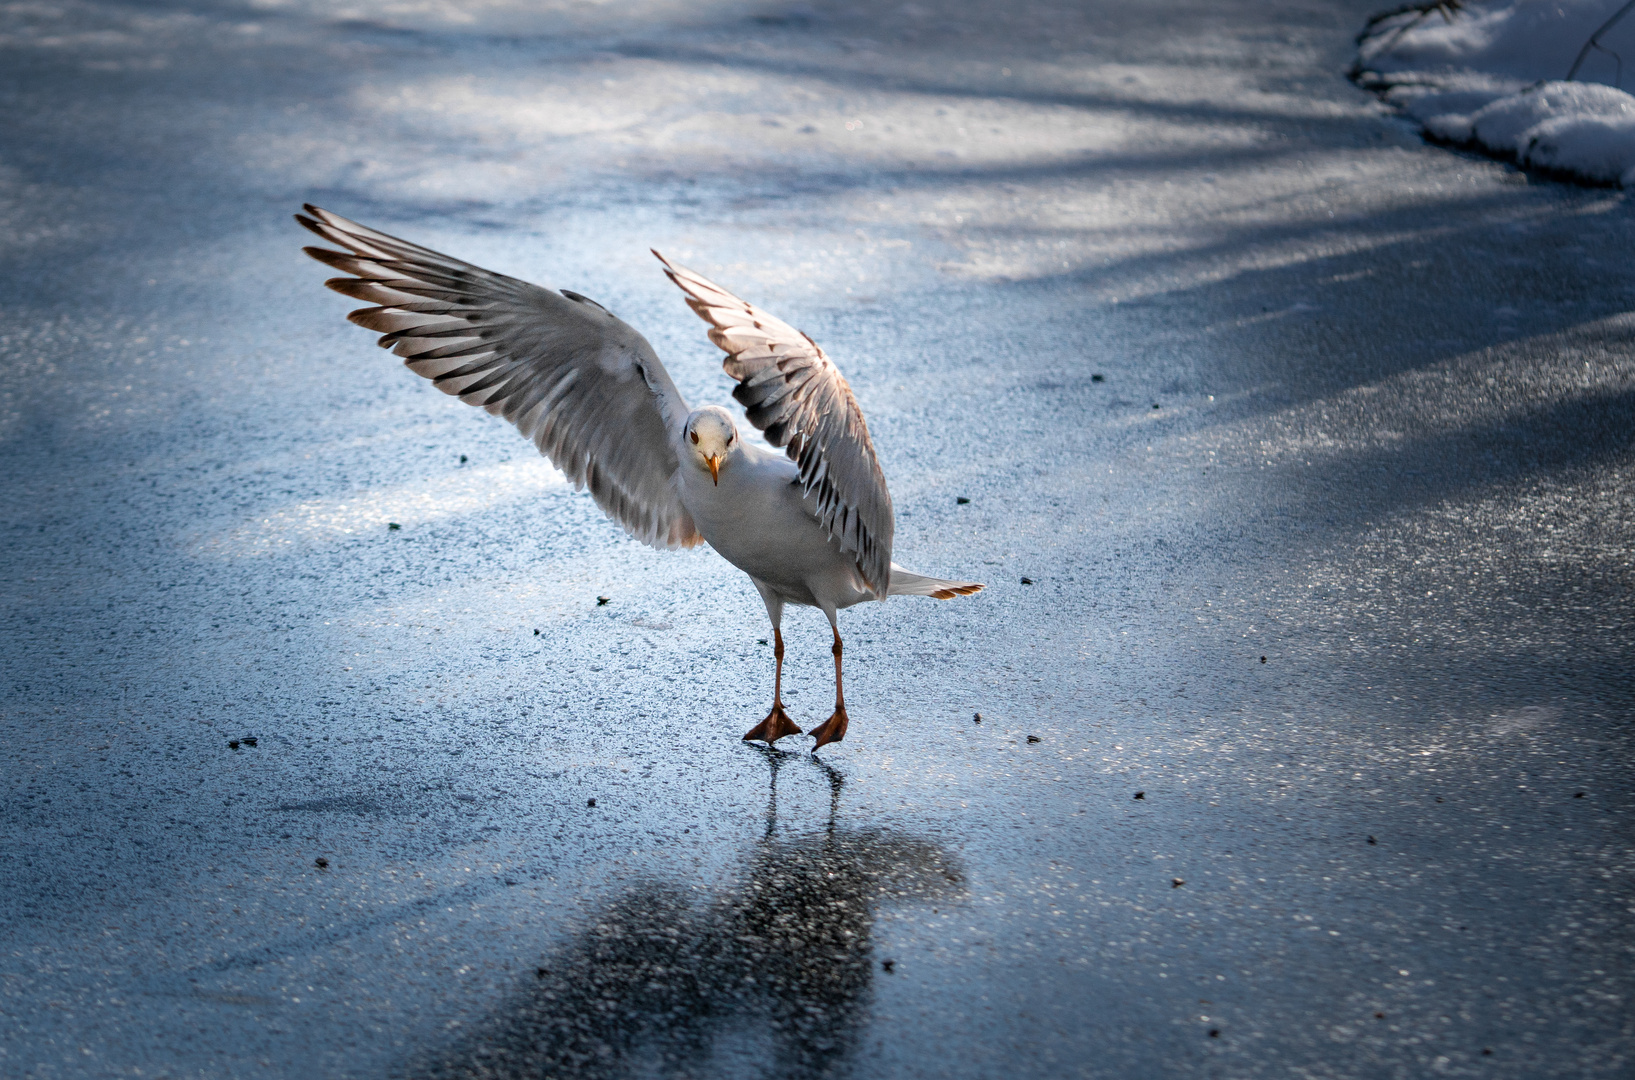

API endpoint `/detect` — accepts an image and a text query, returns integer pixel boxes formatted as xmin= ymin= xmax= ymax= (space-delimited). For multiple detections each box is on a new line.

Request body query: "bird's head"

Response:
xmin=684 ymin=406 xmax=739 ymax=485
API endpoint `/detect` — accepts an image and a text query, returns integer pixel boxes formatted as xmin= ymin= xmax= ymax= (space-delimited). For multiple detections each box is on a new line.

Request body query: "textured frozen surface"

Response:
xmin=1 ymin=0 xmax=1633 ymax=1077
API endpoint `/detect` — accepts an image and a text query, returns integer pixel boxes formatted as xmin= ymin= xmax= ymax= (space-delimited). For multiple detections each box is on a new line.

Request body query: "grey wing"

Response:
xmin=298 ymin=205 xmax=701 ymax=550
xmin=654 ymin=253 xmax=893 ymax=598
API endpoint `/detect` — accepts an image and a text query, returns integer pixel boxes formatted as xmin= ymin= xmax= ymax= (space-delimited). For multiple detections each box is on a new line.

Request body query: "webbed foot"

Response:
xmin=808 ymin=705 xmax=849 ymax=751
xmin=743 ymin=704 xmax=802 ymax=745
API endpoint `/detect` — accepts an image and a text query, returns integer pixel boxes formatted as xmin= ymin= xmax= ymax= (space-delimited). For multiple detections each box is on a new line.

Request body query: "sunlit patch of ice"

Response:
xmin=1489 ymin=705 xmax=1561 ymax=735
xmin=242 ymin=0 xmax=757 ymax=35
xmin=197 ymin=457 xmax=568 ymax=556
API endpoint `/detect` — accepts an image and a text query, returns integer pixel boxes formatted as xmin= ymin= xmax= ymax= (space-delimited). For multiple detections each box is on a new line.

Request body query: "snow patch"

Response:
xmin=1354 ymin=0 xmax=1635 ymax=185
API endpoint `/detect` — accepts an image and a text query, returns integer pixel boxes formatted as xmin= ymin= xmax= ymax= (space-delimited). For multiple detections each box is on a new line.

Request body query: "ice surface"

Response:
xmin=3 ymin=0 xmax=1634 ymax=1078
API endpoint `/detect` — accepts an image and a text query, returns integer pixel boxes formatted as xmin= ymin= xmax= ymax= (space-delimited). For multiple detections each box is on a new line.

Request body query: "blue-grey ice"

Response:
xmin=1 ymin=0 xmax=1631 ymax=1077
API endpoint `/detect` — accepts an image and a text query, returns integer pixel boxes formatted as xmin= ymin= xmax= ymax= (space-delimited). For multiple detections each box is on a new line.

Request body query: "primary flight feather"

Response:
xmin=297 ymin=205 xmax=981 ymax=749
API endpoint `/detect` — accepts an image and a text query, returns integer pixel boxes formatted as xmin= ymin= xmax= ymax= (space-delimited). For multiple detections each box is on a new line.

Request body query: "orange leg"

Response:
xmin=808 ymin=625 xmax=850 ymax=750
xmin=742 ymin=627 xmax=802 ymax=744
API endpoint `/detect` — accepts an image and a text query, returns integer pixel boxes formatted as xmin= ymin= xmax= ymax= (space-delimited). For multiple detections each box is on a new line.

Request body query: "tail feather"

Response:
xmin=887 ymin=563 xmax=984 ymax=600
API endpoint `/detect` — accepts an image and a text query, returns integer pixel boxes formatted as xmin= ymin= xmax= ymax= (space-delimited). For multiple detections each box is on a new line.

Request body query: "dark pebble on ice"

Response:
xmin=1483 ymin=1049 xmax=1492 ymax=1055
xmin=536 ymin=968 xmax=549 ymax=979
xmin=1172 ymin=878 xmax=1184 ymax=888
xmin=1435 ymin=796 xmax=1443 ymax=803
xmin=1574 ymin=791 xmax=1585 ymax=797
xmin=314 ymin=857 xmax=328 ymax=869
xmin=1367 ymin=836 xmax=1377 ymax=844
xmin=228 ymin=740 xmax=239 ymax=750
xmin=587 ymin=798 xmax=596 ymax=808
xmin=973 ymin=712 xmax=982 ymax=722
xmin=759 ymin=639 xmax=768 ymax=645
xmin=1208 ymin=1029 xmax=1219 ymax=1037
xmin=1026 ymin=735 xmax=1040 ymax=743
xmin=1091 ymin=373 xmax=1104 ymax=382
xmin=956 ymin=496 xmax=970 ymax=504
xmin=881 ymin=959 xmax=895 ymax=973
xmin=1020 ymin=577 xmax=1034 ymax=585
xmin=1259 ymin=656 xmax=1266 ymax=663
xmin=1152 ymin=403 xmax=1160 ymax=410
xmin=459 ymin=455 xmax=467 ymax=464
xmin=1133 ymin=791 xmax=1145 ymax=800
xmin=388 ymin=522 xmax=401 ymax=531
xmin=596 ymin=596 xmax=611 ymax=606
xmin=533 ymin=629 xmax=540 ymax=635
xmin=1375 ymin=1013 xmax=1385 ymax=1019
xmin=242 ymin=737 xmax=257 ymax=747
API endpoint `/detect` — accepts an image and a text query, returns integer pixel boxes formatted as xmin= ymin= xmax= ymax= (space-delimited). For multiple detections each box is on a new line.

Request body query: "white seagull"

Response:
xmin=297 ymin=206 xmax=982 ymax=749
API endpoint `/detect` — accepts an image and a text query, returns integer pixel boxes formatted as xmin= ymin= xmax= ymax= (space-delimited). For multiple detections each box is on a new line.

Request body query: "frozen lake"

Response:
xmin=2 ymin=0 xmax=1631 ymax=1076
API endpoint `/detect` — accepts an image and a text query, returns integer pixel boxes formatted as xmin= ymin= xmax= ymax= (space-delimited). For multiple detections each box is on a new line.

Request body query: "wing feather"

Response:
xmin=298 ymin=205 xmax=701 ymax=550
xmin=653 ymin=253 xmax=894 ymax=597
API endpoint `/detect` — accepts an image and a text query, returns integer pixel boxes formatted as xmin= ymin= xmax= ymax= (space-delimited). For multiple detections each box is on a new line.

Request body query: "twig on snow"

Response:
xmin=1566 ymin=0 xmax=1635 ymax=86
xmin=1359 ymin=0 xmax=1466 ymax=51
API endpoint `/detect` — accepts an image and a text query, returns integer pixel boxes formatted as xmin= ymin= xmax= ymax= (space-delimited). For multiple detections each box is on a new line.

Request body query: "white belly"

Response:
xmin=679 ymin=444 xmax=872 ymax=611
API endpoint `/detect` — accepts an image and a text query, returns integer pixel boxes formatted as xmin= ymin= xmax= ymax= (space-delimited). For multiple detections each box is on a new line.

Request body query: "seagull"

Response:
xmin=296 ymin=206 xmax=982 ymax=749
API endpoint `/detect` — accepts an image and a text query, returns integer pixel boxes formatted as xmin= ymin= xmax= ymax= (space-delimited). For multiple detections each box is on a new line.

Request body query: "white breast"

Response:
xmin=679 ymin=443 xmax=873 ymax=611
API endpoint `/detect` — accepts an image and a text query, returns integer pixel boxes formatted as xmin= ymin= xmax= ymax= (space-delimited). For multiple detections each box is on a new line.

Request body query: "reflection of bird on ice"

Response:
xmin=407 ymin=751 xmax=963 ymax=1080
xmin=298 ymin=207 xmax=981 ymax=750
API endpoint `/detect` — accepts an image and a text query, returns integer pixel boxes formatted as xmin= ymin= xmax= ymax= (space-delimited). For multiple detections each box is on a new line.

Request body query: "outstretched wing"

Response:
xmin=654 ymin=253 xmax=893 ymax=597
xmin=298 ymin=205 xmax=701 ymax=550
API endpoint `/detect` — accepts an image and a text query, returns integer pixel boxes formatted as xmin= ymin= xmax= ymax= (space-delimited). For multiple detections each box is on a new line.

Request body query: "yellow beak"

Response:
xmin=706 ymin=454 xmax=721 ymax=485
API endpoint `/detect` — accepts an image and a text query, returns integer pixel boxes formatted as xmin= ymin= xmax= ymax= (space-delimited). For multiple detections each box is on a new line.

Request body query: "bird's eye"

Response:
xmin=727 ymin=434 xmax=735 ymax=444
xmin=690 ymin=430 xmax=699 ymax=444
